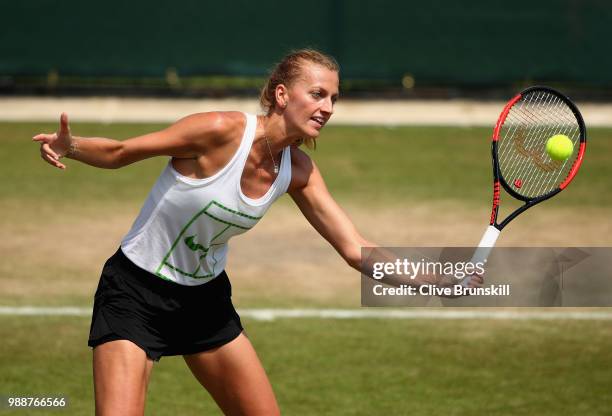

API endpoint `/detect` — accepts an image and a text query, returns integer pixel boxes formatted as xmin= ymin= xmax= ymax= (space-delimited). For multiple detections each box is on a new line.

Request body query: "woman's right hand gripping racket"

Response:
xmin=463 ymin=86 xmax=587 ymax=286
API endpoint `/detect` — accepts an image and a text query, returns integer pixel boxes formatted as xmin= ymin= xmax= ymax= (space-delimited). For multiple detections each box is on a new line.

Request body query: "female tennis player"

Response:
xmin=33 ymin=49 xmax=480 ymax=415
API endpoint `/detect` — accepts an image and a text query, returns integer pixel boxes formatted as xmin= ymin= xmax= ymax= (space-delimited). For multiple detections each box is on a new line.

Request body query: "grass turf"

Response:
xmin=1 ymin=122 xmax=611 ymax=207
xmin=0 ymin=316 xmax=611 ymax=416
xmin=1 ymin=122 xmax=611 ymax=414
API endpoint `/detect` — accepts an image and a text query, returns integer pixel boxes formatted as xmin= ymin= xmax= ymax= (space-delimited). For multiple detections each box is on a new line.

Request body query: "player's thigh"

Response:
xmin=93 ymin=340 xmax=154 ymax=416
xmin=183 ymin=333 xmax=279 ymax=416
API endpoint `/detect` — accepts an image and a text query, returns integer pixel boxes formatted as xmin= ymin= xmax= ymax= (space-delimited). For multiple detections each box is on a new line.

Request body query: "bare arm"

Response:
xmin=288 ymin=149 xmax=482 ymax=291
xmin=288 ymin=148 xmax=373 ymax=271
xmin=33 ymin=112 xmax=227 ymax=169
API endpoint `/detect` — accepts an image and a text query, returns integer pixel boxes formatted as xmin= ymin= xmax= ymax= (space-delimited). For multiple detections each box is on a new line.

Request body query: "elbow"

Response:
xmin=104 ymin=160 xmax=122 ymax=169
xmin=342 ymin=242 xmax=366 ymax=271
xmin=344 ymin=252 xmax=361 ymax=271
xmin=108 ymin=160 xmax=125 ymax=169
xmin=343 ymin=239 xmax=377 ymax=271
xmin=108 ymin=143 xmax=127 ymax=169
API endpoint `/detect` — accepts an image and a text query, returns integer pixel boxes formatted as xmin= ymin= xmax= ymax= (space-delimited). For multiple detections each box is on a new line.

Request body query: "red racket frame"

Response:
xmin=488 ymin=86 xmax=587 ymax=231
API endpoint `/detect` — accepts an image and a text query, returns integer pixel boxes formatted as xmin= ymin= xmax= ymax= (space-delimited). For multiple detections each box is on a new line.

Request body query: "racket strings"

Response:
xmin=497 ymin=90 xmax=580 ymax=199
xmin=522 ymin=103 xmax=578 ymax=196
xmin=510 ymin=96 xmax=573 ymax=195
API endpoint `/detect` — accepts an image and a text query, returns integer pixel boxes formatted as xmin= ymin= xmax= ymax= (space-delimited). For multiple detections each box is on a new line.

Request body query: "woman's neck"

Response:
xmin=257 ymin=113 xmax=301 ymax=152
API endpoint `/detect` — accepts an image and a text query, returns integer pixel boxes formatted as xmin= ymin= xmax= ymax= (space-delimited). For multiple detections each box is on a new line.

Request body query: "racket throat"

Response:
xmin=471 ymin=225 xmax=501 ymax=265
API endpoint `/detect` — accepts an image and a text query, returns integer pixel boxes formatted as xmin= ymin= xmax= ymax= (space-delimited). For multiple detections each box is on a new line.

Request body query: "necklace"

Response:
xmin=264 ymin=137 xmax=279 ymax=174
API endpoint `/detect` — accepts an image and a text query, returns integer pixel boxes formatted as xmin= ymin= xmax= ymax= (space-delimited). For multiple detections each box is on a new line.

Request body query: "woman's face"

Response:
xmin=282 ymin=63 xmax=339 ymax=139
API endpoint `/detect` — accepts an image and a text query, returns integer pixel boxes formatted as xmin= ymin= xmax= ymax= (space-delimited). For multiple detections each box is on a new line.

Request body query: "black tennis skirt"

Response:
xmin=88 ymin=248 xmax=243 ymax=361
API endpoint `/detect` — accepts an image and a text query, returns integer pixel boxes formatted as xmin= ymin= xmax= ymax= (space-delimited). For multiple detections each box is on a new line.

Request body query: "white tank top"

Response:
xmin=121 ymin=113 xmax=292 ymax=286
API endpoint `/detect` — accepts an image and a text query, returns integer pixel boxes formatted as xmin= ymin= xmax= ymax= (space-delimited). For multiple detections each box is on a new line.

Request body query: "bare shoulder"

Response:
xmin=171 ymin=111 xmax=246 ymax=151
xmin=288 ymin=147 xmax=320 ymax=193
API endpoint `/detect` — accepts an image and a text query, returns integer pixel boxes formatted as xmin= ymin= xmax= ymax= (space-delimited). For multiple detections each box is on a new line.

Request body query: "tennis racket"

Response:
xmin=465 ymin=86 xmax=587 ymax=283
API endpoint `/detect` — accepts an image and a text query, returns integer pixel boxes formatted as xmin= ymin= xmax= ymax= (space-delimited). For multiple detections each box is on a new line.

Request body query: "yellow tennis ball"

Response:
xmin=546 ymin=134 xmax=574 ymax=161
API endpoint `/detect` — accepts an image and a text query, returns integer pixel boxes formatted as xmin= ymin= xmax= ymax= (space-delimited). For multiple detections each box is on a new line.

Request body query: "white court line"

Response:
xmin=1 ymin=307 xmax=611 ymax=321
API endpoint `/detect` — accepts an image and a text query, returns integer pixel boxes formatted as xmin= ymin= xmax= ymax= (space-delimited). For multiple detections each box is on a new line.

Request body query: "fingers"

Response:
xmin=40 ymin=151 xmax=66 ymax=169
xmin=41 ymin=142 xmax=60 ymax=160
xmin=33 ymin=117 xmax=69 ymax=169
xmin=59 ymin=112 xmax=70 ymax=134
xmin=40 ymin=143 xmax=66 ymax=169
xmin=466 ymin=274 xmax=484 ymax=288
xmin=32 ymin=132 xmax=57 ymax=143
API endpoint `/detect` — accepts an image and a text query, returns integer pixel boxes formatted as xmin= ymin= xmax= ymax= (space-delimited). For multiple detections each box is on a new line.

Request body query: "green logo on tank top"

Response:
xmin=184 ymin=235 xmax=208 ymax=259
xmin=156 ymin=200 xmax=261 ymax=281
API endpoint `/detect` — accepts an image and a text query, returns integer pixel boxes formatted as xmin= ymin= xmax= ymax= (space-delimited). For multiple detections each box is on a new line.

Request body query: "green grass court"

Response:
xmin=3 ymin=122 xmax=611 ymax=206
xmin=1 ymin=122 xmax=611 ymax=415
xmin=1 ymin=316 xmax=611 ymax=415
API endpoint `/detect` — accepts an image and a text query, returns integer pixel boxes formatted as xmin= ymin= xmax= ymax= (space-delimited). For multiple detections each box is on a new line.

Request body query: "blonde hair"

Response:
xmin=260 ymin=48 xmax=339 ymax=149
